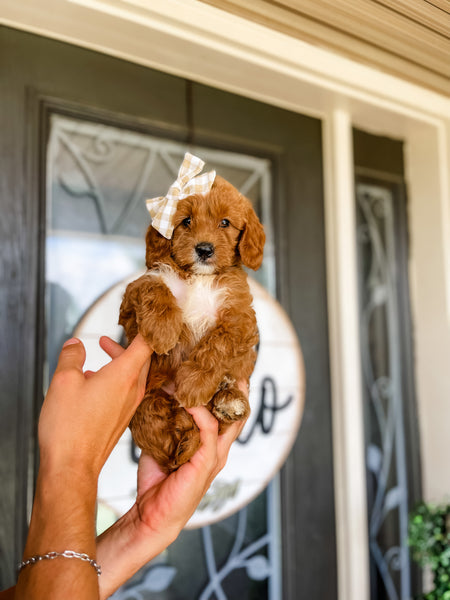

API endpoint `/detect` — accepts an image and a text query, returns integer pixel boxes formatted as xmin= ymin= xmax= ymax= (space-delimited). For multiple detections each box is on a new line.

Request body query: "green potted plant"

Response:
xmin=408 ymin=502 xmax=450 ymax=600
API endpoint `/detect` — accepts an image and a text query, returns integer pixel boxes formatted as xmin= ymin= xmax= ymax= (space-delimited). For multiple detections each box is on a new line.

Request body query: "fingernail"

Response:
xmin=63 ymin=338 xmax=80 ymax=347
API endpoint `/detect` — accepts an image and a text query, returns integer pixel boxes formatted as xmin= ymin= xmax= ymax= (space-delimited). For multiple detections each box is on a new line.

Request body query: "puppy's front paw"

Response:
xmin=139 ymin=311 xmax=183 ymax=354
xmin=175 ymin=362 xmax=216 ymax=408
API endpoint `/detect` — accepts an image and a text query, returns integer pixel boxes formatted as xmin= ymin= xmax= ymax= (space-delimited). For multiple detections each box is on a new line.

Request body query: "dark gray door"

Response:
xmin=0 ymin=26 xmax=336 ymax=598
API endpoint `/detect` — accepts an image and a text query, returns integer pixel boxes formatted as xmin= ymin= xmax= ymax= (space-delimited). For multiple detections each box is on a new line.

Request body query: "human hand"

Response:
xmin=134 ymin=405 xmax=245 ymax=541
xmin=38 ymin=335 xmax=151 ymax=481
xmin=14 ymin=336 xmax=150 ymax=600
xmin=96 ymin=365 xmax=247 ymax=600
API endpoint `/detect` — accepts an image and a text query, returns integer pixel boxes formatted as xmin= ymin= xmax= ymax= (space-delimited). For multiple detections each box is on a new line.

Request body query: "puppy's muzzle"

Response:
xmin=195 ymin=242 xmax=215 ymax=262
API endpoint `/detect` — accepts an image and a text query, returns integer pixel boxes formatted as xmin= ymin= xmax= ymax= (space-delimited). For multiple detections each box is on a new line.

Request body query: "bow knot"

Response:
xmin=146 ymin=153 xmax=216 ymax=239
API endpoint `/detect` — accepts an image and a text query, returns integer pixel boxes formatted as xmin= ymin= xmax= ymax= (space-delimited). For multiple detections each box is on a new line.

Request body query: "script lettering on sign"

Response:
xmin=238 ymin=376 xmax=293 ymax=445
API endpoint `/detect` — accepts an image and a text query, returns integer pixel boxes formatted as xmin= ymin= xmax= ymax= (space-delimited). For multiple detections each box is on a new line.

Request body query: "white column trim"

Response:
xmin=323 ymin=108 xmax=370 ymax=600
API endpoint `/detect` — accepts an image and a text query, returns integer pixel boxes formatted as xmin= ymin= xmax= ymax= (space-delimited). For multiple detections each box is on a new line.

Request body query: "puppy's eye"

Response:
xmin=182 ymin=217 xmax=192 ymax=228
xmin=219 ymin=219 xmax=230 ymax=228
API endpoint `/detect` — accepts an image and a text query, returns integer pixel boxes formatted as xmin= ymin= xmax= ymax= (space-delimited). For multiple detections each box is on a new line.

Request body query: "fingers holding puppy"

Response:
xmin=187 ymin=378 xmax=249 ymax=484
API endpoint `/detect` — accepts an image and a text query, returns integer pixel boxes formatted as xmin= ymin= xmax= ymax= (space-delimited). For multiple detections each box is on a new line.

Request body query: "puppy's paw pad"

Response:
xmin=212 ymin=391 xmax=249 ymax=423
xmin=214 ymin=398 xmax=246 ymax=419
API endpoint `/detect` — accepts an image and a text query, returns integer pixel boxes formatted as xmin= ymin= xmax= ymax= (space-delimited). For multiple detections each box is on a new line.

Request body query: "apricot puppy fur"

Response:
xmin=119 ymin=175 xmax=265 ymax=472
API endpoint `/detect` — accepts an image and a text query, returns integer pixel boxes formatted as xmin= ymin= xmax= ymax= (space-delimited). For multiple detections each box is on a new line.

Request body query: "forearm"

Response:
xmin=96 ymin=505 xmax=177 ymax=600
xmin=15 ymin=466 xmax=99 ymax=600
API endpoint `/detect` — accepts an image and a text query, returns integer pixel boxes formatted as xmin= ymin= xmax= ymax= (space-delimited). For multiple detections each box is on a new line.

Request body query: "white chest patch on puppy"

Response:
xmin=182 ymin=276 xmax=228 ymax=341
xmin=147 ymin=267 xmax=228 ymax=342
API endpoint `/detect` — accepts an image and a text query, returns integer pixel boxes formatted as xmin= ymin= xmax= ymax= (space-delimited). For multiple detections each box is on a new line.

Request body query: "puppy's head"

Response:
xmin=170 ymin=175 xmax=265 ymax=274
xmin=145 ymin=176 xmax=265 ymax=274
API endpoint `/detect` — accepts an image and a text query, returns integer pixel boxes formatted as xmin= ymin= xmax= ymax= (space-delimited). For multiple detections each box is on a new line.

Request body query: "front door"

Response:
xmin=0 ymin=26 xmax=336 ymax=598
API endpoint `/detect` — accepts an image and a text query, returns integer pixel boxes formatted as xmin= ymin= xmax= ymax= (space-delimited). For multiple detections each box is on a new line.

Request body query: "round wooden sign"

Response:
xmin=74 ymin=276 xmax=305 ymax=530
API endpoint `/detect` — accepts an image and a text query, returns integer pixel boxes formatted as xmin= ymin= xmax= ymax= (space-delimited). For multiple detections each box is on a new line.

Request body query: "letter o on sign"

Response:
xmin=75 ymin=276 xmax=305 ymax=529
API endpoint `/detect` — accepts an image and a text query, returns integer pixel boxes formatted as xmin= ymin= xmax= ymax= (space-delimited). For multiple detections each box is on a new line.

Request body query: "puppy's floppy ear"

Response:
xmin=238 ymin=202 xmax=266 ymax=270
xmin=145 ymin=224 xmax=172 ymax=269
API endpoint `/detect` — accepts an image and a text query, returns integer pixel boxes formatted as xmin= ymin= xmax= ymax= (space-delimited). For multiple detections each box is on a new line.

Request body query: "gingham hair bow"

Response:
xmin=146 ymin=153 xmax=216 ymax=239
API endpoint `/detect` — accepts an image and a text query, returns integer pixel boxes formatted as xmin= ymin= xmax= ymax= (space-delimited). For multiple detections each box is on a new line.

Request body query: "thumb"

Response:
xmin=54 ymin=338 xmax=86 ymax=374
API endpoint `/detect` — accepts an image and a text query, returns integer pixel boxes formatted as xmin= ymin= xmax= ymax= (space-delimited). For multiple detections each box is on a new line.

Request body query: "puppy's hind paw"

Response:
xmin=211 ymin=388 xmax=250 ymax=423
xmin=167 ymin=419 xmax=201 ymax=471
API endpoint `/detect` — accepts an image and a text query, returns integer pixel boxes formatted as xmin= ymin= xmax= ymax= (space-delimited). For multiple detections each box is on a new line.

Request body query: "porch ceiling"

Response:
xmin=200 ymin=0 xmax=450 ymax=96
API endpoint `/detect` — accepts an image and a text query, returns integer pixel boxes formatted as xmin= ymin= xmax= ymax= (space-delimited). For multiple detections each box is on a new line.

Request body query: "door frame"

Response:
xmin=1 ymin=28 xmax=335 ymax=596
xmin=2 ymin=2 xmax=450 ymax=598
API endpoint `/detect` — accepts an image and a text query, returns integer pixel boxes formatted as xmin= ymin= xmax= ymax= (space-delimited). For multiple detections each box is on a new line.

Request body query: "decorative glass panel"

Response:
xmin=45 ymin=114 xmax=280 ymax=599
xmin=356 ymin=183 xmax=411 ymax=600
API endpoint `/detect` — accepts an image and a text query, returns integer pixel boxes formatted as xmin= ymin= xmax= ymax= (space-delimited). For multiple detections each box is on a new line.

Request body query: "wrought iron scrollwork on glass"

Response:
xmin=356 ymin=184 xmax=411 ymax=600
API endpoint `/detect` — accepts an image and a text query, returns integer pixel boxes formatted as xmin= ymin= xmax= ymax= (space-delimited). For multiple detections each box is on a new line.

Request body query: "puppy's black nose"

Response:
xmin=195 ymin=242 xmax=214 ymax=261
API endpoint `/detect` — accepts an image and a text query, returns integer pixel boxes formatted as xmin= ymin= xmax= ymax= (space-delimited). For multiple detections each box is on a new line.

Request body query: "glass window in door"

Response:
xmin=45 ymin=113 xmax=290 ymax=599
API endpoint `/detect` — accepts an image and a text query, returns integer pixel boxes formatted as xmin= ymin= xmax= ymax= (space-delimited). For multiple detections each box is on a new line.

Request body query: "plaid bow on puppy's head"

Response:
xmin=146 ymin=153 xmax=216 ymax=239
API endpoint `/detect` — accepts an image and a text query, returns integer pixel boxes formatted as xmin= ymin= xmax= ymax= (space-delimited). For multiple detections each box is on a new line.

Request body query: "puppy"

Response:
xmin=119 ymin=170 xmax=265 ymax=473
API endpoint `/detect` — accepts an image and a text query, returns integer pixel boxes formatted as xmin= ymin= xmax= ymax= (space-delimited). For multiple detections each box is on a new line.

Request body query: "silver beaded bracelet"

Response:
xmin=18 ymin=550 xmax=101 ymax=576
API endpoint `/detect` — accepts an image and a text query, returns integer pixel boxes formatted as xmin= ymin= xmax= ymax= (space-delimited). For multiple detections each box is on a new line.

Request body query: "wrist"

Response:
xmin=36 ymin=463 xmax=98 ymax=515
xmin=99 ymin=503 xmax=177 ymax=562
xmin=36 ymin=461 xmax=98 ymax=513
xmin=17 ymin=463 xmax=100 ymax=599
xmin=39 ymin=445 xmax=100 ymax=486
xmin=96 ymin=504 xmax=180 ymax=600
